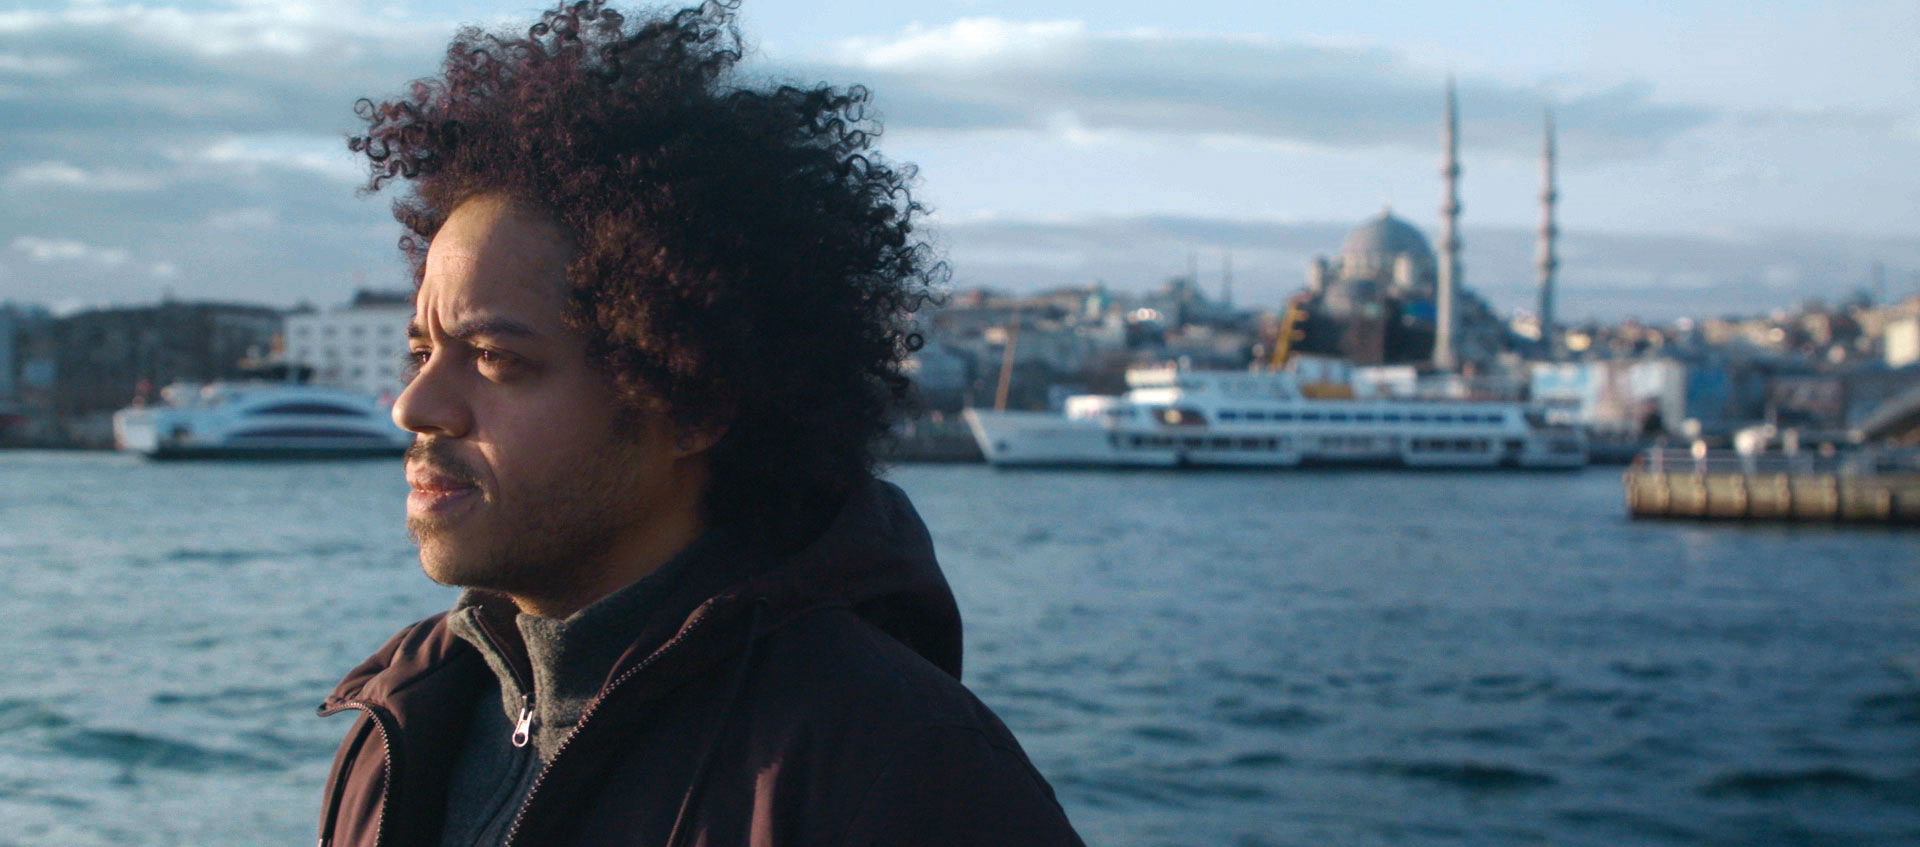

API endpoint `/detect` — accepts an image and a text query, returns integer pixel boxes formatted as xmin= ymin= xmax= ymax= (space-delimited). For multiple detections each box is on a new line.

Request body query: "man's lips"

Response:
xmin=406 ymin=464 xmax=481 ymax=516
xmin=406 ymin=463 xmax=478 ymax=493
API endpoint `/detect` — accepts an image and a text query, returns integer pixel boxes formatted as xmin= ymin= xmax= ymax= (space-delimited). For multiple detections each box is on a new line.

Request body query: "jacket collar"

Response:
xmin=323 ymin=475 xmax=962 ymax=725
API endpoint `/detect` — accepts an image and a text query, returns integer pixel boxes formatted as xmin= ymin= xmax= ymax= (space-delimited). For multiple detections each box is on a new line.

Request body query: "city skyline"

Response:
xmin=2 ymin=0 xmax=1916 ymax=320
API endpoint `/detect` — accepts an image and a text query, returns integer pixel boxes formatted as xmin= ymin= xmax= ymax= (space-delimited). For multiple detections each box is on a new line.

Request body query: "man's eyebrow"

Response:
xmin=406 ymin=317 xmax=540 ymax=342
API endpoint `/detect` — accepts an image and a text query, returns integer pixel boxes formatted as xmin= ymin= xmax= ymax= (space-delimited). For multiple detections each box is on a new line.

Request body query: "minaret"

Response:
xmin=1537 ymin=109 xmax=1559 ymax=359
xmin=1221 ymin=251 xmax=1234 ymax=307
xmin=1433 ymin=78 xmax=1462 ymax=372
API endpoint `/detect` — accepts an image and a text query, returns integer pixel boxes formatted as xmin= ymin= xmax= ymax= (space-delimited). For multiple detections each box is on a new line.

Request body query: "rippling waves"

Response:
xmin=3 ymin=452 xmax=1918 ymax=846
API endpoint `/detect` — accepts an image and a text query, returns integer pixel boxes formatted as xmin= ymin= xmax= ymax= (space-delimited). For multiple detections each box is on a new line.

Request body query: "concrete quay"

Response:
xmin=1624 ymin=450 xmax=1920 ymax=524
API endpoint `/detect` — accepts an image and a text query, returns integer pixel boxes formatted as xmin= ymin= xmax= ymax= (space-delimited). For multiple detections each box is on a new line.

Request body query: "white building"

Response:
xmin=1886 ymin=315 xmax=1919 ymax=369
xmin=283 ymin=291 xmax=413 ymax=399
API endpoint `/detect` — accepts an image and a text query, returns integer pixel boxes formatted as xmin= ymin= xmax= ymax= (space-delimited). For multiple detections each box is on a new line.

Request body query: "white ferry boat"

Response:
xmin=113 ymin=381 xmax=413 ymax=459
xmin=963 ymin=365 xmax=1586 ymax=469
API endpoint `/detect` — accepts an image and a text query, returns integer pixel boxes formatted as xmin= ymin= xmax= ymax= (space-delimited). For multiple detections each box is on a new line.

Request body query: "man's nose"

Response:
xmin=392 ymin=357 xmax=473 ymax=438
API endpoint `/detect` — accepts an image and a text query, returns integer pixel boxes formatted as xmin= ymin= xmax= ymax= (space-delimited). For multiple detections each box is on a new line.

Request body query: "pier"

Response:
xmin=1624 ymin=449 xmax=1920 ymax=524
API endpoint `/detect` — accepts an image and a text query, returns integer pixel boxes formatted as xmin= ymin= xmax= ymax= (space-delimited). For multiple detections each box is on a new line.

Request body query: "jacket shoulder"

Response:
xmin=744 ymin=610 xmax=1083 ymax=844
xmin=759 ymin=608 xmax=994 ymax=732
xmin=321 ymin=612 xmax=468 ymax=710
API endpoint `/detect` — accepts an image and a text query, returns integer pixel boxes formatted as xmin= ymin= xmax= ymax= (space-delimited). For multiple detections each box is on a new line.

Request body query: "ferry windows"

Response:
xmin=1410 ymin=437 xmax=1489 ymax=452
xmin=1381 ymin=412 xmax=1402 ymax=422
xmin=1300 ymin=412 xmax=1323 ymax=422
xmin=1244 ymin=411 xmax=1266 ymax=421
xmin=1354 ymin=413 xmax=1376 ymax=423
xmin=1328 ymin=412 xmax=1350 ymax=423
xmin=1219 ymin=411 xmax=1241 ymax=421
xmin=1408 ymin=413 xmax=1429 ymax=423
xmin=1156 ymin=407 xmax=1206 ymax=426
xmin=230 ymin=427 xmax=389 ymax=443
xmin=1434 ymin=414 xmax=1456 ymax=424
xmin=250 ymin=403 xmax=364 ymax=417
xmin=1272 ymin=411 xmax=1296 ymax=422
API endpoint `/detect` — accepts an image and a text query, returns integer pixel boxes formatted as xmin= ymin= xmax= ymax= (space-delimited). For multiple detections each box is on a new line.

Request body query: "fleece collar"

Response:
xmin=443 ymin=529 xmax=726 ymax=760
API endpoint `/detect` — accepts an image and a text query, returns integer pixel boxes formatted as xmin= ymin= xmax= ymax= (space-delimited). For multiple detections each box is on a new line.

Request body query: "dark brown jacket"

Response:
xmin=316 ymin=479 xmax=1086 ymax=847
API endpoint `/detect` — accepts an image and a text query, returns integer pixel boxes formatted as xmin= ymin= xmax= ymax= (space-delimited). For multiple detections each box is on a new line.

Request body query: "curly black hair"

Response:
xmin=350 ymin=0 xmax=943 ymax=549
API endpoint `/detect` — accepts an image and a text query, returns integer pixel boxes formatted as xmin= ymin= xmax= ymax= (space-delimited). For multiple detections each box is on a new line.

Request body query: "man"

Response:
xmin=314 ymin=2 xmax=1086 ymax=845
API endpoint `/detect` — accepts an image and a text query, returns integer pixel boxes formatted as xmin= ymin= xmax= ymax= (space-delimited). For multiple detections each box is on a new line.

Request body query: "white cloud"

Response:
xmin=834 ymin=19 xmax=1085 ymax=69
xmin=179 ymin=135 xmax=362 ymax=183
xmin=13 ymin=235 xmax=130 ymax=266
xmin=6 ymin=160 xmax=165 ymax=191
xmin=796 ymin=18 xmax=1712 ymax=157
xmin=0 ymin=52 xmax=80 ymax=75
xmin=0 ymin=1 xmax=396 ymax=60
xmin=207 ymin=206 xmax=280 ymax=230
xmin=150 ymin=261 xmax=179 ymax=278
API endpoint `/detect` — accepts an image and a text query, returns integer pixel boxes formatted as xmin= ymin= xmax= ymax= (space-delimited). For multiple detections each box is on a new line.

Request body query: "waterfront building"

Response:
xmin=1536 ymin=110 xmax=1560 ymax=359
xmin=1434 ymin=77 xmax=1463 ymax=372
xmin=48 ymin=301 xmax=282 ymax=444
xmin=1294 ymin=210 xmax=1510 ymax=367
xmin=903 ymin=341 xmax=974 ymax=411
xmin=0 ymin=303 xmax=55 ymax=443
xmin=1290 ymin=82 xmax=1514 ymax=369
xmin=283 ymin=290 xmax=412 ymax=399
xmin=1887 ymin=315 xmax=1919 ymax=368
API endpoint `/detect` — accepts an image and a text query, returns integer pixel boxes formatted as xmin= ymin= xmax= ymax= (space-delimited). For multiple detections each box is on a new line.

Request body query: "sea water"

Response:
xmin=2 ymin=451 xmax=1917 ymax=846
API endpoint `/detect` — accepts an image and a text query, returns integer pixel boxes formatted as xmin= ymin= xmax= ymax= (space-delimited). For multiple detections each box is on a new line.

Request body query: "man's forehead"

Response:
xmin=417 ymin=228 xmax=571 ymax=333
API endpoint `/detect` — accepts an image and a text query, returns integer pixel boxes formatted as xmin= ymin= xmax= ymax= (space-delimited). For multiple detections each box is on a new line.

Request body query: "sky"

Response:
xmin=2 ymin=0 xmax=1916 ymax=321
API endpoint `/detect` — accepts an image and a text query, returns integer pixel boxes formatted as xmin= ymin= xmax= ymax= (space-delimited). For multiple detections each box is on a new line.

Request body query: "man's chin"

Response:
xmin=412 ymin=533 xmax=488 ymax=589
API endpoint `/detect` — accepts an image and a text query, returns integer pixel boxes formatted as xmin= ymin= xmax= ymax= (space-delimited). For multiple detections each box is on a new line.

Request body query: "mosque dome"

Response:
xmin=1323 ymin=276 xmax=1380 ymax=316
xmin=1339 ymin=210 xmax=1435 ymax=274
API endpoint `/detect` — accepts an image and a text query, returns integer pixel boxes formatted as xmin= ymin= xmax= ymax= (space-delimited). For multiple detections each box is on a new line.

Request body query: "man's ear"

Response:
xmin=671 ymin=423 xmax=726 ymax=458
xmin=669 ymin=407 xmax=732 ymax=458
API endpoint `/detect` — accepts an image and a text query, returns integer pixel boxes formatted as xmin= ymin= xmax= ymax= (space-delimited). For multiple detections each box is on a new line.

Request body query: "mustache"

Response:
xmin=406 ymin=437 xmax=482 ymax=487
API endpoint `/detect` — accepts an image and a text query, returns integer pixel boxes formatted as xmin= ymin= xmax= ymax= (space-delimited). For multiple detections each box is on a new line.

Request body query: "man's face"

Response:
xmin=393 ymin=195 xmax=700 ymax=611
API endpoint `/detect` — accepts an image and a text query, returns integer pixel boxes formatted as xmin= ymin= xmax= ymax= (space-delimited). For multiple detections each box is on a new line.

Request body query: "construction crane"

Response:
xmin=1266 ymin=300 xmax=1308 ymax=372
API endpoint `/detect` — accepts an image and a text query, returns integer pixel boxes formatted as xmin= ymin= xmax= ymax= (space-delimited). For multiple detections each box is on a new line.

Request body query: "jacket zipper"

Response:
xmin=511 ymin=694 xmax=534 ymax=749
xmin=473 ymin=612 xmax=539 ymax=749
xmin=317 ymin=700 xmax=399 ymax=847
xmin=501 ymin=604 xmax=718 ymax=847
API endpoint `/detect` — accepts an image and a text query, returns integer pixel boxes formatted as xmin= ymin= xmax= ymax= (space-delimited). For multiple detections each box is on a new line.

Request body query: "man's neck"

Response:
xmin=511 ymin=492 xmax=710 ymax=619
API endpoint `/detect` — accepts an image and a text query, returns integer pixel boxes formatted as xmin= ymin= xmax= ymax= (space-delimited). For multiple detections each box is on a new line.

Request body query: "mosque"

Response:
xmin=1292 ymin=83 xmax=1561 ymax=370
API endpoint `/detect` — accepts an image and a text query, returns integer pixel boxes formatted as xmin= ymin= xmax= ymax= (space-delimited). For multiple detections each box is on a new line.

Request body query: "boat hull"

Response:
xmin=143 ymin=444 xmax=408 ymax=460
xmin=965 ymin=408 xmax=1586 ymax=470
xmin=113 ymin=382 xmax=415 ymax=460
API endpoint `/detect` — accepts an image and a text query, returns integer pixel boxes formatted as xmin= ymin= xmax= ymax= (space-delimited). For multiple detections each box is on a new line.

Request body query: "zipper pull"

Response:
xmin=512 ymin=695 xmax=534 ymax=748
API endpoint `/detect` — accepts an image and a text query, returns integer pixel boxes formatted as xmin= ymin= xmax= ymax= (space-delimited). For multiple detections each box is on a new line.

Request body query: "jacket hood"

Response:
xmin=744 ymin=475 xmax=962 ymax=677
xmin=324 ymin=475 xmax=963 ymax=710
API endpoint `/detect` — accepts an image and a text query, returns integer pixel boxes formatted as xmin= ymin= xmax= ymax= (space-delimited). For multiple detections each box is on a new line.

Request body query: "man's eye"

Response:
xmin=401 ymin=349 xmax=429 ymax=380
xmin=476 ymin=349 xmax=526 ymax=374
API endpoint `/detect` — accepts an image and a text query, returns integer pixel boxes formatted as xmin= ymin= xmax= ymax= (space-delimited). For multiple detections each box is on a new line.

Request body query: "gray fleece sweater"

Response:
xmin=435 ymin=532 xmax=722 ymax=847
